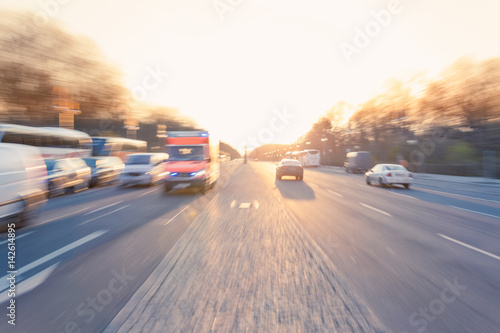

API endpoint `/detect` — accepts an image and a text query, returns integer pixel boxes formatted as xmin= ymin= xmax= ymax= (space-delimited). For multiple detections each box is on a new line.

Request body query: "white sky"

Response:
xmin=2 ymin=0 xmax=500 ymax=151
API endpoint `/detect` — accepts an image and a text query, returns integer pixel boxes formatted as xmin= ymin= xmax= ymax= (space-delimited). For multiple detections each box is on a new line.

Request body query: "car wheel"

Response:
xmin=48 ymin=182 xmax=56 ymax=197
xmin=378 ymin=177 xmax=385 ymax=188
xmin=366 ymin=177 xmax=371 ymax=185
xmin=299 ymin=176 xmax=303 ymax=181
xmin=404 ymin=183 xmax=410 ymax=189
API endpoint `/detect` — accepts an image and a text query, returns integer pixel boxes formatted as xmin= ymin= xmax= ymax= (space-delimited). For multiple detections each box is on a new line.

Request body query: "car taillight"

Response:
xmin=387 ymin=172 xmax=392 ymax=177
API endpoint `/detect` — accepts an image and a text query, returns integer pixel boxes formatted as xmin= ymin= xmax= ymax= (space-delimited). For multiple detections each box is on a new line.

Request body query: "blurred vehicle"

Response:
xmin=45 ymin=158 xmax=91 ymax=196
xmin=0 ymin=143 xmax=48 ymax=230
xmin=276 ymin=159 xmax=304 ymax=180
xmin=91 ymin=137 xmax=147 ymax=161
xmin=0 ymin=123 xmax=92 ymax=159
xmin=120 ymin=153 xmax=169 ymax=187
xmin=344 ymin=151 xmax=372 ymax=173
xmin=300 ymin=149 xmax=321 ymax=167
xmin=365 ymin=164 xmax=413 ymax=189
xmin=163 ymin=131 xmax=220 ymax=194
xmin=83 ymin=156 xmax=125 ymax=187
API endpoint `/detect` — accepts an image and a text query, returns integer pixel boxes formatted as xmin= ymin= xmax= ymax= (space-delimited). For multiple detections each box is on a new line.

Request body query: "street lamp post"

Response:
xmin=321 ymin=135 xmax=328 ymax=165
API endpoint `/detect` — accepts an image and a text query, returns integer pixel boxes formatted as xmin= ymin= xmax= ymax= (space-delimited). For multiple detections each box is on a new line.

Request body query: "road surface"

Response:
xmin=1 ymin=161 xmax=500 ymax=332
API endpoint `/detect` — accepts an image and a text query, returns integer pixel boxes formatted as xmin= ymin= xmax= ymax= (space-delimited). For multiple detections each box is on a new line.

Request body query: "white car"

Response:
xmin=365 ymin=164 xmax=413 ymax=189
xmin=0 ymin=143 xmax=48 ymax=230
xmin=120 ymin=153 xmax=169 ymax=186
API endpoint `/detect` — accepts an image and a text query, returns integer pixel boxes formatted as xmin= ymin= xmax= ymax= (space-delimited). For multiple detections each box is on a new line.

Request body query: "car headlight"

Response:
xmin=193 ymin=170 xmax=206 ymax=178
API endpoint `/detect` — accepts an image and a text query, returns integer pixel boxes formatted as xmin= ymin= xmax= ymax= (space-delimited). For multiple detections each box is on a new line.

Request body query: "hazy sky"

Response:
xmin=2 ymin=0 xmax=500 ymax=150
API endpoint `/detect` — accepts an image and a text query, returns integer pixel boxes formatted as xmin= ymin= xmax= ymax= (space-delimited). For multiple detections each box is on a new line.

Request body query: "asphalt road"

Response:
xmin=1 ymin=161 xmax=500 ymax=332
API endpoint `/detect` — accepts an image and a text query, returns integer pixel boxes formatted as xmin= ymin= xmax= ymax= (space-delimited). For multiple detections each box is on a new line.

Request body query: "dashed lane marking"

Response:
xmin=359 ymin=202 xmax=393 ymax=217
xmin=438 ymin=234 xmax=500 ymax=261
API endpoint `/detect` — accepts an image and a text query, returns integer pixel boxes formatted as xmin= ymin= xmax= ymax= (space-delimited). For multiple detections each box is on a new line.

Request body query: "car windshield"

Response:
xmin=166 ymin=146 xmax=204 ymax=161
xmin=44 ymin=159 xmax=57 ymax=171
xmin=125 ymin=155 xmax=151 ymax=165
xmin=385 ymin=165 xmax=406 ymax=171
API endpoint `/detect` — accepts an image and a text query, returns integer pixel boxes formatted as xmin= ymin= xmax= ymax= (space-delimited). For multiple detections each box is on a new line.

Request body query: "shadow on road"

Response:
xmin=274 ymin=177 xmax=316 ymax=200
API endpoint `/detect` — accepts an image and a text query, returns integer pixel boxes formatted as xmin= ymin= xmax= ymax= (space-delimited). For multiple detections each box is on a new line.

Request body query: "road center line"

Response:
xmin=418 ymin=188 xmax=500 ymax=204
xmin=448 ymin=206 xmax=500 ymax=219
xmin=0 ymin=231 xmax=35 ymax=245
xmin=138 ymin=188 xmax=158 ymax=197
xmin=79 ymin=205 xmax=130 ymax=226
xmin=0 ymin=230 xmax=108 ymax=290
xmin=84 ymin=201 xmax=123 ymax=215
xmin=327 ymin=189 xmax=343 ymax=198
xmin=40 ymin=207 xmax=93 ymax=225
xmin=390 ymin=191 xmax=417 ymax=200
xmin=164 ymin=206 xmax=189 ymax=226
xmin=438 ymin=234 xmax=500 ymax=261
xmin=359 ymin=202 xmax=393 ymax=217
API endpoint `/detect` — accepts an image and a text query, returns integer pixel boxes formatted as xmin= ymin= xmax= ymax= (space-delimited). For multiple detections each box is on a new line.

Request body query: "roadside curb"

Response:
xmin=414 ymin=173 xmax=500 ymax=187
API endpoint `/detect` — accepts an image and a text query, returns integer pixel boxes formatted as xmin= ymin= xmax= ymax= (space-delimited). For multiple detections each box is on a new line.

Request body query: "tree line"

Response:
xmin=272 ymin=57 xmax=500 ymax=176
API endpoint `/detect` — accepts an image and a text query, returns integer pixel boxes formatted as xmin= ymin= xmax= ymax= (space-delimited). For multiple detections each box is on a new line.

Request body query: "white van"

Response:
xmin=0 ymin=143 xmax=48 ymax=230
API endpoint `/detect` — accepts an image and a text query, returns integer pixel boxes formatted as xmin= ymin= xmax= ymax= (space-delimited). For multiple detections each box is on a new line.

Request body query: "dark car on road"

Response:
xmin=83 ymin=156 xmax=125 ymax=187
xmin=276 ymin=159 xmax=304 ymax=180
xmin=344 ymin=151 xmax=372 ymax=173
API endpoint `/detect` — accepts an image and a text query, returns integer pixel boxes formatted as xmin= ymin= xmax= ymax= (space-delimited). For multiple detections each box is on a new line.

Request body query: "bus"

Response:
xmin=91 ymin=137 xmax=147 ymax=161
xmin=0 ymin=123 xmax=92 ymax=159
xmin=296 ymin=149 xmax=320 ymax=167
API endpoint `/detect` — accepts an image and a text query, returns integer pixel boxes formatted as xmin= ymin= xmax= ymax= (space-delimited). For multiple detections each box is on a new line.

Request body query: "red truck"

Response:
xmin=163 ymin=131 xmax=220 ymax=194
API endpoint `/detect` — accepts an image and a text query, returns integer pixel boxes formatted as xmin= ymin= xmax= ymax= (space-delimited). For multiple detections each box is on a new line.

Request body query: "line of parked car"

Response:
xmin=0 ymin=142 xmax=172 ymax=231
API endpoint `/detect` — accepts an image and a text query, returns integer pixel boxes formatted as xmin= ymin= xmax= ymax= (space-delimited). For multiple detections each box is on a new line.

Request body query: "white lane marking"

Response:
xmin=253 ymin=200 xmax=260 ymax=209
xmin=84 ymin=201 xmax=123 ymax=215
xmin=390 ymin=191 xmax=417 ymax=200
xmin=310 ymin=183 xmax=319 ymax=188
xmin=419 ymin=188 xmax=500 ymax=204
xmin=138 ymin=188 xmax=158 ymax=197
xmin=327 ymin=189 xmax=343 ymax=198
xmin=0 ymin=231 xmax=35 ymax=245
xmin=0 ymin=230 xmax=107 ymax=291
xmin=359 ymin=202 xmax=393 ymax=217
xmin=239 ymin=203 xmax=251 ymax=209
xmin=79 ymin=205 xmax=130 ymax=226
xmin=448 ymin=206 xmax=500 ymax=219
xmin=164 ymin=206 xmax=189 ymax=226
xmin=438 ymin=234 xmax=500 ymax=261
xmin=40 ymin=207 xmax=92 ymax=224
xmin=51 ymin=310 xmax=67 ymax=324
xmin=230 ymin=200 xmax=237 ymax=208
xmin=0 ymin=262 xmax=60 ymax=303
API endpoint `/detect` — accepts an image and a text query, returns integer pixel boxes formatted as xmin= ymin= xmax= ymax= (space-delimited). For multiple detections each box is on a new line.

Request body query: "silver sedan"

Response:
xmin=365 ymin=164 xmax=413 ymax=189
